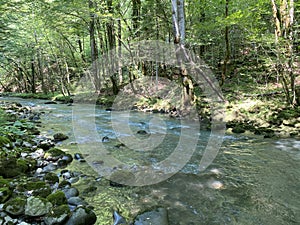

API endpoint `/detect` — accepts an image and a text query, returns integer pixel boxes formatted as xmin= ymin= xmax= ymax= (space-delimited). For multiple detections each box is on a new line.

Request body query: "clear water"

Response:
xmin=2 ymin=97 xmax=300 ymax=225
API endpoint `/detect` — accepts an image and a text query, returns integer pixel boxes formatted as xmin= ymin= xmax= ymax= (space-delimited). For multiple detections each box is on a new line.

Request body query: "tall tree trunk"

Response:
xmin=89 ymin=0 xmax=100 ymax=91
xmin=221 ymin=0 xmax=230 ymax=85
xmin=132 ymin=0 xmax=141 ymax=37
xmin=106 ymin=0 xmax=119 ymax=95
xmin=271 ymin=0 xmax=295 ymax=105
xmin=171 ymin=0 xmax=180 ymax=44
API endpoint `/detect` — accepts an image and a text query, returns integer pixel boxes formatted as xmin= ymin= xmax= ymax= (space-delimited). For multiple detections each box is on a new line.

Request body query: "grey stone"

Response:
xmin=67 ymin=197 xmax=88 ymax=207
xmin=63 ymin=187 xmax=79 ymax=199
xmin=65 ymin=207 xmax=97 ymax=225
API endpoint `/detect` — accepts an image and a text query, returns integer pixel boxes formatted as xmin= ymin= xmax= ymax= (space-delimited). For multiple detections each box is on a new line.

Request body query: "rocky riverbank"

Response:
xmin=0 ymin=100 xmax=172 ymax=225
xmin=0 ymin=101 xmax=97 ymax=225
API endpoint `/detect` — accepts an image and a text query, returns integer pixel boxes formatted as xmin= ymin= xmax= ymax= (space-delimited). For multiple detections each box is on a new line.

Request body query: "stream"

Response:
xmin=1 ymin=97 xmax=300 ymax=225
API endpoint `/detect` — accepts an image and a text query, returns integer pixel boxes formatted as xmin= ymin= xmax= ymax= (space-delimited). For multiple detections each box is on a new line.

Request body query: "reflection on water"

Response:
xmin=2 ymin=97 xmax=300 ymax=224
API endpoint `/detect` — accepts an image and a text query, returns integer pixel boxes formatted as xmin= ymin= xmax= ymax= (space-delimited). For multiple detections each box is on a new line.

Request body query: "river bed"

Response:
xmin=2 ymin=97 xmax=300 ymax=225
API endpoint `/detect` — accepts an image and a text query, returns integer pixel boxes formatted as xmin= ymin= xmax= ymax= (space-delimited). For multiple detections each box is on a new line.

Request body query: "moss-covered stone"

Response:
xmin=232 ymin=125 xmax=246 ymax=134
xmin=44 ymin=204 xmax=70 ymax=225
xmin=3 ymin=197 xmax=26 ymax=216
xmin=16 ymin=159 xmax=29 ymax=173
xmin=53 ymin=133 xmax=69 ymax=142
xmin=0 ymin=176 xmax=10 ymax=188
xmin=0 ymin=187 xmax=12 ymax=203
xmin=17 ymin=181 xmax=51 ymax=198
xmin=43 ymin=172 xmax=59 ymax=185
xmin=46 ymin=191 xmax=68 ymax=207
xmin=0 ymin=156 xmax=23 ymax=178
xmin=44 ymin=148 xmax=65 ymax=160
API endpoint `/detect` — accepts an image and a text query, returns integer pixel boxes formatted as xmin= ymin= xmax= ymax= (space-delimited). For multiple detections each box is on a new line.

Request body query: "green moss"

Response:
xmin=0 ymin=176 xmax=10 ymax=188
xmin=43 ymin=172 xmax=59 ymax=185
xmin=3 ymin=197 xmax=26 ymax=215
xmin=44 ymin=148 xmax=65 ymax=159
xmin=50 ymin=204 xmax=70 ymax=216
xmin=16 ymin=159 xmax=29 ymax=173
xmin=17 ymin=181 xmax=51 ymax=198
xmin=0 ymin=187 xmax=12 ymax=203
xmin=46 ymin=191 xmax=68 ymax=206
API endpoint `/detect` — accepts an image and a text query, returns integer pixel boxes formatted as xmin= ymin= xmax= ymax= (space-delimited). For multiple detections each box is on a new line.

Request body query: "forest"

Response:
xmin=0 ymin=1 xmax=300 ymax=224
xmin=1 ymin=0 xmax=299 ymax=137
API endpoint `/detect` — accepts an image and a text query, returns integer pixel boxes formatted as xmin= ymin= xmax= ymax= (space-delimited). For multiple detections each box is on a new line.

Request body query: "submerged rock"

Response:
xmin=134 ymin=208 xmax=169 ymax=225
xmin=53 ymin=133 xmax=69 ymax=142
xmin=65 ymin=206 xmax=97 ymax=225
xmin=113 ymin=211 xmax=126 ymax=225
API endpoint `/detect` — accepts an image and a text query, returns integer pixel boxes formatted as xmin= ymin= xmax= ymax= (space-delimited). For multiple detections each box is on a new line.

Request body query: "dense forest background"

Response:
xmin=0 ymin=0 xmax=299 ymax=106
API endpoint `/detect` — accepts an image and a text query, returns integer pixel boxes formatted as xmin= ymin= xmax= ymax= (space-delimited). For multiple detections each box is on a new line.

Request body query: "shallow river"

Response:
xmin=2 ymin=97 xmax=300 ymax=225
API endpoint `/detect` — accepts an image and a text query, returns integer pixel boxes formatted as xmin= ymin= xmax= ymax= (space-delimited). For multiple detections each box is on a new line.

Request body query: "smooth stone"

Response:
xmin=43 ymin=163 xmax=57 ymax=172
xmin=65 ymin=207 xmax=97 ymax=225
xmin=134 ymin=208 xmax=169 ymax=225
xmin=69 ymin=177 xmax=79 ymax=184
xmin=137 ymin=130 xmax=148 ymax=135
xmin=74 ymin=153 xmax=85 ymax=162
xmin=63 ymin=187 xmax=79 ymax=199
xmin=18 ymin=222 xmax=31 ymax=225
xmin=25 ymin=196 xmax=52 ymax=217
xmin=102 ymin=136 xmax=109 ymax=142
xmin=61 ymin=154 xmax=73 ymax=163
xmin=113 ymin=211 xmax=126 ymax=225
xmin=67 ymin=197 xmax=88 ymax=207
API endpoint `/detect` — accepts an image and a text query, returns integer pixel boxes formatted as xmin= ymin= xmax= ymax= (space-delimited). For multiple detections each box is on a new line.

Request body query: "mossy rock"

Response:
xmin=232 ymin=125 xmax=246 ymax=134
xmin=43 ymin=172 xmax=59 ymax=185
xmin=17 ymin=181 xmax=51 ymax=198
xmin=0 ymin=176 xmax=10 ymax=188
xmin=58 ymin=180 xmax=71 ymax=189
xmin=254 ymin=127 xmax=275 ymax=136
xmin=0 ymin=157 xmax=22 ymax=178
xmin=0 ymin=187 xmax=12 ymax=203
xmin=46 ymin=191 xmax=68 ymax=207
xmin=53 ymin=133 xmax=69 ymax=142
xmin=3 ymin=197 xmax=26 ymax=216
xmin=44 ymin=204 xmax=71 ymax=225
xmin=16 ymin=159 xmax=29 ymax=173
xmin=44 ymin=148 xmax=65 ymax=160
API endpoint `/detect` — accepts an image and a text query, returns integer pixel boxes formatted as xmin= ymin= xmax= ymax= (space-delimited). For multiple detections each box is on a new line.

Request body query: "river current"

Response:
xmin=2 ymin=97 xmax=300 ymax=225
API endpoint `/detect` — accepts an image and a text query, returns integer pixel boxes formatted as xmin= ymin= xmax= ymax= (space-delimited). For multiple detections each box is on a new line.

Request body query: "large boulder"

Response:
xmin=25 ymin=196 xmax=52 ymax=217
